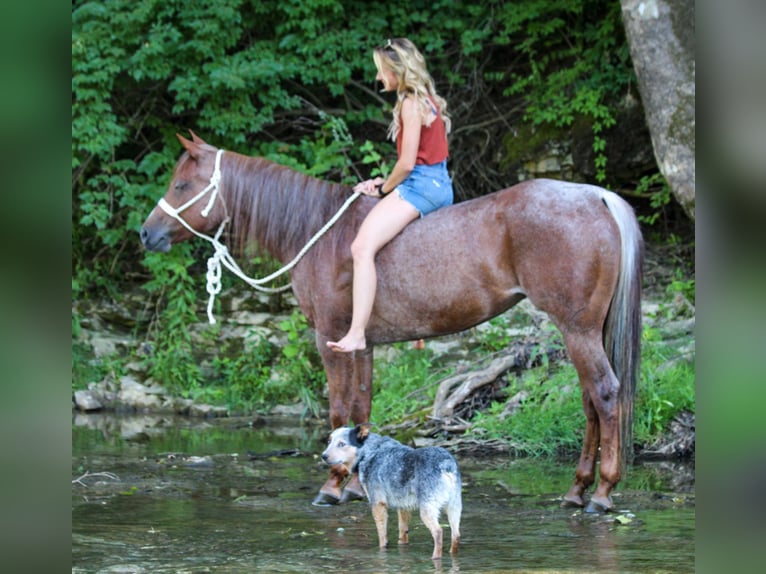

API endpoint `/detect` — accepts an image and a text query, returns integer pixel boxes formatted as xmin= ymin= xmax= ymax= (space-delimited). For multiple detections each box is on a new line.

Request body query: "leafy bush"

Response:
xmin=371 ymin=344 xmax=455 ymax=426
xmin=464 ymin=325 xmax=694 ymax=455
xmin=634 ymin=327 xmax=695 ymax=444
xmin=140 ymin=248 xmax=205 ymax=391
xmin=469 ymin=364 xmax=584 ymax=456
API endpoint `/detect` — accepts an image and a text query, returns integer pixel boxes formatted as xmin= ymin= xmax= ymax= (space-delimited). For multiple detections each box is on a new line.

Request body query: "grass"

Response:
xmin=370 ymin=322 xmax=694 ymax=456
xmin=370 ymin=343 xmax=456 ymax=426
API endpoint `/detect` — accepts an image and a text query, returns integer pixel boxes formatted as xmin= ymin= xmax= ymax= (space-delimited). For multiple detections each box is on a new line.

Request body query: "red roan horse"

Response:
xmin=141 ymin=133 xmax=643 ymax=513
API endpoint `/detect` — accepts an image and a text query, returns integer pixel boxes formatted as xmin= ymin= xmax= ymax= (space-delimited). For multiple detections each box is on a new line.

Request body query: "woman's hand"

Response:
xmin=353 ymin=177 xmax=385 ymax=197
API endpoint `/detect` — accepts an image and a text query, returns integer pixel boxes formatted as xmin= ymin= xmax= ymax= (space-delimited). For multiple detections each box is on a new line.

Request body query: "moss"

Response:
xmin=668 ymin=0 xmax=695 ymax=65
xmin=499 ymin=123 xmax=566 ymax=171
xmin=669 ymin=92 xmax=695 ymax=152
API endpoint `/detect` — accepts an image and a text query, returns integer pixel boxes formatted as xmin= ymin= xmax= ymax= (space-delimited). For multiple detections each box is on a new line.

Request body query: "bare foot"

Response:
xmin=326 ymin=334 xmax=366 ymax=353
xmin=412 ymin=339 xmax=425 ymax=350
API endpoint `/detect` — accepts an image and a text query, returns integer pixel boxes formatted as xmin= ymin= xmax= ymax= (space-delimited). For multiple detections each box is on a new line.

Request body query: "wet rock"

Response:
xmin=189 ymin=403 xmax=229 ymax=417
xmin=118 ymin=377 xmax=162 ymax=410
xmin=270 ymin=403 xmax=306 ymax=417
xmin=184 ymin=455 xmax=214 ymax=467
xmin=88 ymin=332 xmax=133 ymax=358
xmin=74 ymin=390 xmax=103 ymax=411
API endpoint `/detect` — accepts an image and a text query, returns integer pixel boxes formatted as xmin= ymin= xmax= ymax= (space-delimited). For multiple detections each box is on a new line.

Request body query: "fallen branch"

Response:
xmin=72 ymin=471 xmax=120 ymax=486
xmin=433 ymin=343 xmax=539 ymax=419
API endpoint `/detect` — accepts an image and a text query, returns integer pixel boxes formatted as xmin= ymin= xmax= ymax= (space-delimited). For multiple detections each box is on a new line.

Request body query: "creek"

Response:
xmin=72 ymin=413 xmax=694 ymax=573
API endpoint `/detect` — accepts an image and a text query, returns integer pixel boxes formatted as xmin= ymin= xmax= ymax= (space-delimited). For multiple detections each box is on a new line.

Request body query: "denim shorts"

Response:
xmin=395 ymin=160 xmax=453 ymax=217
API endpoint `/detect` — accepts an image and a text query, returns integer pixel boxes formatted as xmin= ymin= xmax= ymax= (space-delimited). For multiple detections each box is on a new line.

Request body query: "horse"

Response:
xmin=141 ymin=133 xmax=643 ymax=513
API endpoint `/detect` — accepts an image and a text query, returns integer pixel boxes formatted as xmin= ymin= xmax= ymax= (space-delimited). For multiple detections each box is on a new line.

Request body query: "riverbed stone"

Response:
xmin=118 ymin=376 xmax=162 ymax=410
xmin=189 ymin=403 xmax=229 ymax=417
xmin=74 ymin=389 xmax=103 ymax=411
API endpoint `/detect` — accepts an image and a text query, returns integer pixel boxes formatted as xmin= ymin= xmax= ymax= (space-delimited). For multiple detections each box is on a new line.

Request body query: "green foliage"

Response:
xmin=475 ymin=307 xmax=539 ymax=354
xmin=359 ymin=140 xmax=394 ymax=179
xmin=668 ymin=273 xmax=695 ymax=304
xmin=370 ymin=344 xmax=454 ymax=426
xmin=140 ymin=248 xmax=205 ymax=391
xmin=274 ymin=311 xmax=327 ymax=417
xmin=71 ymin=340 xmax=124 ymax=392
xmin=169 ymin=309 xmax=326 ymax=417
xmin=469 ymin=364 xmax=584 ymax=456
xmin=497 ymin=0 xmax=633 ymax=182
xmin=205 ymin=334 xmax=278 ymax=411
xmin=637 ymin=172 xmax=673 ymax=226
xmin=463 ymin=324 xmax=694 ymax=455
xmin=634 ymin=327 xmax=695 ymax=444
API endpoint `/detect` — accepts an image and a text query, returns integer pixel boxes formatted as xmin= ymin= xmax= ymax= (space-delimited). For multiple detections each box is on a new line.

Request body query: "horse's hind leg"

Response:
xmin=562 ymin=391 xmax=600 ymax=508
xmin=563 ymin=332 xmax=622 ymax=512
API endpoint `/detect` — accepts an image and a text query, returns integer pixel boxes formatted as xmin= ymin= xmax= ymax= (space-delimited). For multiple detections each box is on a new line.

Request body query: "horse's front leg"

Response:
xmin=312 ymin=335 xmax=373 ymax=505
xmin=340 ymin=346 xmax=373 ymax=503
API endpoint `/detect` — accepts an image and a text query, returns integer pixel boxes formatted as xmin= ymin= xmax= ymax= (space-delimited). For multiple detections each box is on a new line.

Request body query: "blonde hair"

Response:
xmin=372 ymin=38 xmax=451 ymax=142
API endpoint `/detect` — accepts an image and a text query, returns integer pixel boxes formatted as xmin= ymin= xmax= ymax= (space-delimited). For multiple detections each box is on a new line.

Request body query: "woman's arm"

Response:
xmin=380 ymin=96 xmax=420 ymax=194
xmin=353 ymin=96 xmax=421 ymax=197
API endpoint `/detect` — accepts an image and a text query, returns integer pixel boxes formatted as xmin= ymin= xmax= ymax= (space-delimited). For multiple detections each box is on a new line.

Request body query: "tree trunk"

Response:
xmin=621 ymin=0 xmax=695 ymax=220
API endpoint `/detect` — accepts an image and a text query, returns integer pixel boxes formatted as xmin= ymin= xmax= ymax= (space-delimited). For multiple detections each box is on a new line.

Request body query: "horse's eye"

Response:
xmin=174 ymin=181 xmax=188 ymax=192
xmin=338 ymin=441 xmax=345 ymax=447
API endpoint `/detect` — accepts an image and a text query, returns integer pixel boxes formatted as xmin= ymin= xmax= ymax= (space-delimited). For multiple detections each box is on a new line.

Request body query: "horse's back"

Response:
xmin=363 ymin=179 xmax=624 ymax=340
xmin=387 ymin=178 xmax=621 ymax=278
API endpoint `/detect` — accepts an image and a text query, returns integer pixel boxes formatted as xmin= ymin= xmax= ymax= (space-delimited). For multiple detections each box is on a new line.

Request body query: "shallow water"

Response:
xmin=72 ymin=413 xmax=694 ymax=573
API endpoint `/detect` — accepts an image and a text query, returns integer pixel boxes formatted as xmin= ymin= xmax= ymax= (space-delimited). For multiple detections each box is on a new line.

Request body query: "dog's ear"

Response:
xmin=351 ymin=423 xmax=373 ymax=445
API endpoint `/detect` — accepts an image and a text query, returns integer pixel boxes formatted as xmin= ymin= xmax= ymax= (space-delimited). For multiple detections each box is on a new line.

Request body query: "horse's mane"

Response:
xmin=221 ymin=154 xmax=352 ymax=261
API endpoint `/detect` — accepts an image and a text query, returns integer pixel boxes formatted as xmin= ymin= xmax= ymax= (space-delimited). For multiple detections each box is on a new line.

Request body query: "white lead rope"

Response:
xmin=157 ymin=149 xmax=361 ymax=324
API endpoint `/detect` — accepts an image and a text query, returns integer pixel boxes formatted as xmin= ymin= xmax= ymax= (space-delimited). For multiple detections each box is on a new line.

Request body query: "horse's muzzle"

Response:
xmin=140 ymin=225 xmax=172 ymax=253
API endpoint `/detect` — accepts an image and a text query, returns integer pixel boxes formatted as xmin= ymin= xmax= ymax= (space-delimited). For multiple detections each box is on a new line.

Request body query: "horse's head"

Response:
xmin=140 ymin=132 xmax=228 ymax=252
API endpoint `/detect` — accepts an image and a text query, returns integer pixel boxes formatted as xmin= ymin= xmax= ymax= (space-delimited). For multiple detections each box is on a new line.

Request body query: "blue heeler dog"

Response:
xmin=321 ymin=423 xmax=462 ymax=559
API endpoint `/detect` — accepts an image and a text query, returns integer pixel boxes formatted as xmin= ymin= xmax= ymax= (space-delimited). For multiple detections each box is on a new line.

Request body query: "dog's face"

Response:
xmin=321 ymin=424 xmax=371 ymax=469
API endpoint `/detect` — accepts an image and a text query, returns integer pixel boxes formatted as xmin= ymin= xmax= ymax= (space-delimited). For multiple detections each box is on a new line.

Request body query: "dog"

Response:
xmin=321 ymin=423 xmax=462 ymax=560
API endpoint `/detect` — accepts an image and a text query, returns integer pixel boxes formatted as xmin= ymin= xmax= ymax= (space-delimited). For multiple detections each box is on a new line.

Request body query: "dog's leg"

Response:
xmin=419 ymin=507 xmax=444 ymax=560
xmin=371 ymin=502 xmax=389 ymax=549
xmin=397 ymin=509 xmax=411 ymax=544
xmin=446 ymin=500 xmax=461 ymax=554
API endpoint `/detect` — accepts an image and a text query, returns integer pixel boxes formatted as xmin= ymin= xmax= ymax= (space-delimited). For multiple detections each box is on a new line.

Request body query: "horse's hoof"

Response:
xmin=561 ymin=495 xmax=585 ymax=508
xmin=339 ymin=486 xmax=365 ymax=504
xmin=584 ymin=497 xmax=612 ymax=514
xmin=311 ymin=491 xmax=341 ymax=507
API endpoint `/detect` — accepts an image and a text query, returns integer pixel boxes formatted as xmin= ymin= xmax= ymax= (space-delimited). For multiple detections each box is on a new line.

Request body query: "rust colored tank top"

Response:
xmin=396 ymin=97 xmax=449 ymax=165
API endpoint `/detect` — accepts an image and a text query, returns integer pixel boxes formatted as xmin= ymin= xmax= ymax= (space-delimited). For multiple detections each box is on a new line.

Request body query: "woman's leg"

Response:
xmin=327 ymin=194 xmax=419 ymax=353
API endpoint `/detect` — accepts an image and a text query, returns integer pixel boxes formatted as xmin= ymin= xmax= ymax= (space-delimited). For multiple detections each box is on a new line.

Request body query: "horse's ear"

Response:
xmin=189 ymin=130 xmax=207 ymax=145
xmin=176 ymin=133 xmax=202 ymax=160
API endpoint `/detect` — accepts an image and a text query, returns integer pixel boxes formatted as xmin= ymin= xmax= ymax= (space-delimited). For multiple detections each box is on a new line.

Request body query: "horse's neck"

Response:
xmin=225 ymin=155 xmax=347 ymax=263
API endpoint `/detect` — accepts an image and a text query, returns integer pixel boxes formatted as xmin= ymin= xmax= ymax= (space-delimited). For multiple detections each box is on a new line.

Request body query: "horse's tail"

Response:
xmin=601 ymin=191 xmax=644 ymax=474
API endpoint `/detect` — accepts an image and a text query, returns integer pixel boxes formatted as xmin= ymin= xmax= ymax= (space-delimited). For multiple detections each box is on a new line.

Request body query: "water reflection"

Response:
xmin=72 ymin=413 xmax=694 ymax=573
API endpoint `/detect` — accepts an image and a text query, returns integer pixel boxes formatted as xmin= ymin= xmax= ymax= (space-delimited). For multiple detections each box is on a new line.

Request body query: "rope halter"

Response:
xmin=156 ymin=148 xmax=361 ymax=324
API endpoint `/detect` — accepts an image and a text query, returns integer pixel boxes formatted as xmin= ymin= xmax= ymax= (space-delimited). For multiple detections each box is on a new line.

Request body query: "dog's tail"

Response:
xmin=444 ymin=466 xmax=462 ymax=546
xmin=440 ymin=458 xmax=462 ymax=512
